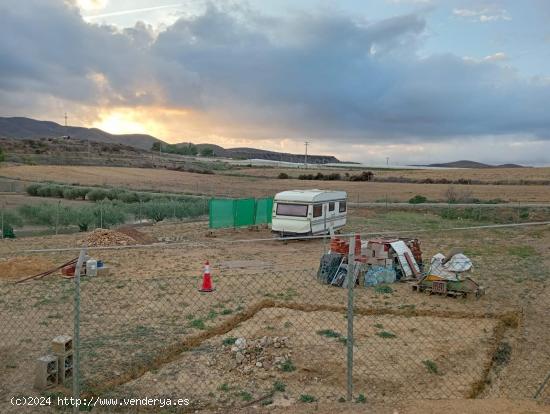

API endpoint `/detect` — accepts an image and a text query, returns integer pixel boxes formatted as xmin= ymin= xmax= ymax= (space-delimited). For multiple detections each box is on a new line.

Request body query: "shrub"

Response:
xmin=422 ymin=359 xmax=439 ymax=374
xmin=87 ymin=189 xmax=109 ymax=201
xmin=273 ymin=380 xmax=286 ymax=392
xmin=0 ymin=146 xmax=4 ymax=162
xmin=376 ymin=331 xmax=396 ymax=339
xmin=200 ymin=148 xmax=214 ymax=157
xmin=62 ymin=187 xmax=81 ymax=200
xmin=118 ymin=191 xmax=140 ymax=203
xmin=36 ymin=185 xmax=64 ymax=198
xmin=26 ymin=184 xmax=41 ymax=196
xmin=278 ymin=172 xmax=290 ymax=179
xmin=374 ymin=285 xmax=393 ymax=294
xmin=349 ymin=171 xmax=373 ymax=182
xmin=280 ymin=359 xmax=296 ymax=372
xmin=2 ymin=224 xmax=15 ymax=238
xmin=409 ymin=195 xmax=427 ymax=204
xmin=317 ymin=329 xmax=341 ymax=338
xmin=299 ymin=394 xmax=316 ymax=403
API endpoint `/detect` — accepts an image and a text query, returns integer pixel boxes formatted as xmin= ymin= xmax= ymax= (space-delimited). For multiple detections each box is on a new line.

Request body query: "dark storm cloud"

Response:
xmin=1 ymin=0 xmax=550 ymax=143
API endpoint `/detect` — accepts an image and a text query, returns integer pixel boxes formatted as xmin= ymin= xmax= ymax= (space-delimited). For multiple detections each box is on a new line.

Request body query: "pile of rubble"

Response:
xmin=226 ymin=336 xmax=292 ymax=375
xmin=79 ymin=229 xmax=138 ymax=247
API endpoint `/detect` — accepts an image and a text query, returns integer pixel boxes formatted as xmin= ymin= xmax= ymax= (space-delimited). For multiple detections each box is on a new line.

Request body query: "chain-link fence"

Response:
xmin=1 ymin=225 xmax=549 ymax=412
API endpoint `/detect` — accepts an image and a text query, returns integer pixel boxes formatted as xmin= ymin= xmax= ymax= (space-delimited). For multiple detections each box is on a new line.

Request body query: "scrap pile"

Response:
xmin=412 ymin=250 xmax=484 ymax=298
xmin=318 ymin=235 xmax=484 ymax=298
xmin=79 ymin=229 xmax=138 ymax=247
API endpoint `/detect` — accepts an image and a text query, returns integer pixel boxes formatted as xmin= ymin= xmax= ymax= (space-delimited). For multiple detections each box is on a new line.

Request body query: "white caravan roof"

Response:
xmin=274 ymin=189 xmax=347 ymax=203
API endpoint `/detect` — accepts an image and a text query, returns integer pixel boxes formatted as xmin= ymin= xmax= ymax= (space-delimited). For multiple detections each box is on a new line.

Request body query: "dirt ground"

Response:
xmin=0 ymin=209 xmax=548 ymax=412
xmin=0 ymin=256 xmax=55 ymax=280
xmin=2 ymin=165 xmax=550 ymax=202
xmin=121 ymin=308 xmax=497 ymax=407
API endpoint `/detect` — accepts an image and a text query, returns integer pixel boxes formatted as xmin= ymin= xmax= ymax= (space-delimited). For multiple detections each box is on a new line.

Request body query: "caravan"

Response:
xmin=272 ymin=189 xmax=347 ymax=236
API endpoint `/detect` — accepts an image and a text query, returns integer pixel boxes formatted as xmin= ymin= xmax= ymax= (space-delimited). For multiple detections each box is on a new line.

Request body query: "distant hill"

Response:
xmin=422 ymin=160 xmax=526 ymax=169
xmin=0 ymin=117 xmax=340 ymax=163
xmin=0 ymin=117 xmax=162 ymax=150
xmin=175 ymin=144 xmax=340 ymax=164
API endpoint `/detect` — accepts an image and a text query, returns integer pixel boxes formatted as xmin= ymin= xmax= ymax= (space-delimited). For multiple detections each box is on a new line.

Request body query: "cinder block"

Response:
xmin=52 ymin=335 xmax=72 ymax=355
xmin=34 ymin=355 xmax=58 ymax=390
xmin=57 ymin=352 xmax=73 ymax=384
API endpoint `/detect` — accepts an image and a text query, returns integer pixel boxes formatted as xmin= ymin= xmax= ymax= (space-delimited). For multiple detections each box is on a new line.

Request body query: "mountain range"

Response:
xmin=0 ymin=117 xmax=339 ymax=164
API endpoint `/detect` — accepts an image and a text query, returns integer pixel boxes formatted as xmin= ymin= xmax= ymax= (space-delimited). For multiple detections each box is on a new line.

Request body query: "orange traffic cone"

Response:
xmin=199 ymin=261 xmax=215 ymax=292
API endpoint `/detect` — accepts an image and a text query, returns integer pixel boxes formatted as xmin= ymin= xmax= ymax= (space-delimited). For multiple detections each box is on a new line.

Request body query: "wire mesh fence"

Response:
xmin=0 ymin=225 xmax=549 ymax=411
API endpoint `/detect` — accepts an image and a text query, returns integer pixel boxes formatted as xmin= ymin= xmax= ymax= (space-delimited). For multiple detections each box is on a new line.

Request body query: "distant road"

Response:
xmin=350 ymin=202 xmax=550 ymax=208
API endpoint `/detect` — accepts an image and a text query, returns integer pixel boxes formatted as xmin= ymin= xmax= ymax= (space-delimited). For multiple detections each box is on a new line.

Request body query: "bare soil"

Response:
xmin=0 ymin=210 xmax=548 ymax=412
xmin=121 ymin=307 xmax=497 ymax=408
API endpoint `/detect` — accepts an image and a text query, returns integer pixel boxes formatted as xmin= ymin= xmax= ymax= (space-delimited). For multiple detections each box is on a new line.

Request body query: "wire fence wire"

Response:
xmin=0 ymin=229 xmax=549 ymax=411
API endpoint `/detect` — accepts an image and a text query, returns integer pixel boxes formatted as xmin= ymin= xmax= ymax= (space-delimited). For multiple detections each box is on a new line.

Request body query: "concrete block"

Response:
xmin=52 ymin=335 xmax=72 ymax=355
xmin=34 ymin=355 xmax=58 ymax=390
xmin=57 ymin=352 xmax=73 ymax=385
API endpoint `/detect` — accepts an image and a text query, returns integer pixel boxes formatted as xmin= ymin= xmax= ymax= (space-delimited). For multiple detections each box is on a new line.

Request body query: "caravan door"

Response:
xmin=326 ymin=201 xmax=336 ymax=232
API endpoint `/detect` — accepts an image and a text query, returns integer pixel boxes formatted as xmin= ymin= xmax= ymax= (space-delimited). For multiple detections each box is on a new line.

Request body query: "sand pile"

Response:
xmin=0 ymin=256 xmax=56 ymax=280
xmin=79 ymin=229 xmax=138 ymax=247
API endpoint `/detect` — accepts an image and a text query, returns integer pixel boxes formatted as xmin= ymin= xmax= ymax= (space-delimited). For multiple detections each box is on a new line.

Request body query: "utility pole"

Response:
xmin=304 ymin=141 xmax=309 ymax=169
xmin=64 ymin=112 xmax=69 ymax=138
xmin=386 ymin=157 xmax=390 ymax=167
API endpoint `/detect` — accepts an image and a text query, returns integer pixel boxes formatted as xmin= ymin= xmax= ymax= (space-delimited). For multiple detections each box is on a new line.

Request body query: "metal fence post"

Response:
xmin=347 ymin=236 xmax=355 ymax=401
xmin=73 ymin=246 xmax=87 ymax=413
xmin=55 ymin=200 xmax=60 ymax=235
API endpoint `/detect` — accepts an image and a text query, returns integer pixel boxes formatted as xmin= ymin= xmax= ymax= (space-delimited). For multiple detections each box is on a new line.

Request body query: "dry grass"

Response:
xmin=2 ymin=165 xmax=550 ymax=202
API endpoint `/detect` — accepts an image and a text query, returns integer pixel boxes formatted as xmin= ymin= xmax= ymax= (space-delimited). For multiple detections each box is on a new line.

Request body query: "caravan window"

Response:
xmin=329 ymin=202 xmax=335 ymax=211
xmin=339 ymin=201 xmax=347 ymax=212
xmin=276 ymin=203 xmax=308 ymax=217
xmin=313 ymin=204 xmax=322 ymax=217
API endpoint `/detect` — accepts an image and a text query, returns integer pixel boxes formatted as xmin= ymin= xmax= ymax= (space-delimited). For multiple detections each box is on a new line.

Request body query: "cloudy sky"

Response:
xmin=1 ymin=0 xmax=550 ymax=165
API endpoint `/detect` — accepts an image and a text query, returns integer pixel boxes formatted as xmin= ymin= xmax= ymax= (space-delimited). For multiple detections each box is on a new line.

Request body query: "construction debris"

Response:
xmin=79 ymin=229 xmax=138 ymax=247
xmin=412 ymin=251 xmax=484 ymax=298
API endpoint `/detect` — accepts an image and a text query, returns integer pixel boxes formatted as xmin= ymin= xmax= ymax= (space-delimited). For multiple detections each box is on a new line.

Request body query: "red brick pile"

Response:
xmin=330 ymin=235 xmax=366 ymax=262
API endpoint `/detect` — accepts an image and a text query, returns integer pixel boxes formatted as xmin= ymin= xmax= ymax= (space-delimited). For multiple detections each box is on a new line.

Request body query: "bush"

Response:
xmin=200 ymin=148 xmax=214 ymax=157
xmin=278 ymin=172 xmax=290 ymax=179
xmin=349 ymin=171 xmax=374 ymax=182
xmin=62 ymin=187 xmax=81 ymax=200
xmin=26 ymin=184 xmax=41 ymax=196
xmin=409 ymin=195 xmax=427 ymax=204
xmin=2 ymin=224 xmax=15 ymax=238
xmin=0 ymin=146 xmax=4 ymax=162
xmin=118 ymin=191 xmax=140 ymax=203
xmin=87 ymin=189 xmax=109 ymax=201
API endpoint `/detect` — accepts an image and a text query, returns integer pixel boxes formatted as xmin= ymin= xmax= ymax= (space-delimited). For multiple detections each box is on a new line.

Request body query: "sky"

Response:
xmin=1 ymin=0 xmax=550 ymax=165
